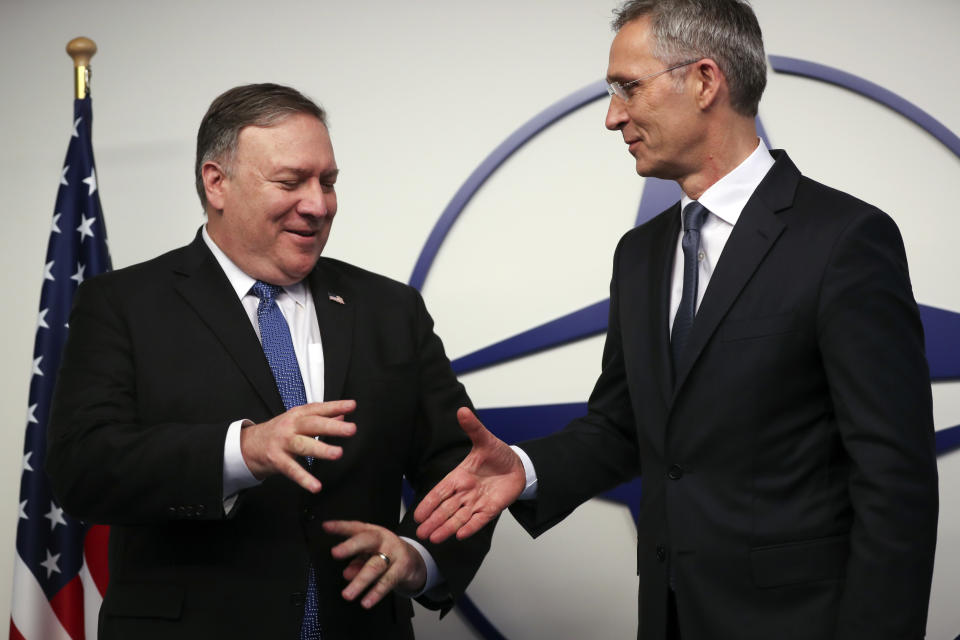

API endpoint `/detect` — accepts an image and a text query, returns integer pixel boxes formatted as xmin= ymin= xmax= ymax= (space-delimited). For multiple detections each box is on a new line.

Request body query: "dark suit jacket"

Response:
xmin=512 ymin=151 xmax=939 ymax=639
xmin=47 ymin=233 xmax=492 ymax=640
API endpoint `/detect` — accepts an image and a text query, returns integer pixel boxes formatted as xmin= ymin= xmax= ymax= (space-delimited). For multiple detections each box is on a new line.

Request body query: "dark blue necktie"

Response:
xmin=671 ymin=201 xmax=709 ymax=369
xmin=250 ymin=281 xmax=320 ymax=640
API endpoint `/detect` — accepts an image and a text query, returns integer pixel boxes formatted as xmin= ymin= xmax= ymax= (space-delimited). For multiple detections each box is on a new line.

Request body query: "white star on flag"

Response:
xmin=43 ymin=260 xmax=55 ymax=282
xmin=71 ymin=263 xmax=86 ymax=284
xmin=60 ymin=165 xmax=69 ymax=186
xmin=40 ymin=550 xmax=61 ymax=578
xmin=19 ymin=501 xmax=28 ymax=521
xmin=51 ymin=213 xmax=62 ymax=234
xmin=44 ymin=502 xmax=68 ymax=531
xmin=26 ymin=404 xmax=38 ymax=425
xmin=32 ymin=356 xmax=43 ymax=377
xmin=77 ymin=214 xmax=96 ymax=241
xmin=72 ymin=116 xmax=82 ymax=138
xmin=37 ymin=309 xmax=49 ymax=330
xmin=83 ymin=168 xmax=97 ymax=196
xmin=23 ymin=451 xmax=34 ymax=471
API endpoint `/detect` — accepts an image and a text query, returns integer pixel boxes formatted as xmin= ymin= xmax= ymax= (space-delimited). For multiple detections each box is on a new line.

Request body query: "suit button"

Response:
xmin=656 ymin=545 xmax=666 ymax=562
xmin=667 ymin=464 xmax=684 ymax=480
xmin=290 ymin=592 xmax=305 ymax=607
xmin=302 ymin=507 xmax=316 ymax=522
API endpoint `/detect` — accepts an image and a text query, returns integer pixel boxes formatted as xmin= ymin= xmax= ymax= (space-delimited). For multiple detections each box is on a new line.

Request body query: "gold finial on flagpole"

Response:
xmin=66 ymin=37 xmax=97 ymax=100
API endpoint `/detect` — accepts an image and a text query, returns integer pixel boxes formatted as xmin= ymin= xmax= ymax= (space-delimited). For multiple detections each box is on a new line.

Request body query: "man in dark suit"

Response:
xmin=47 ymin=83 xmax=492 ymax=639
xmin=414 ymin=1 xmax=939 ymax=638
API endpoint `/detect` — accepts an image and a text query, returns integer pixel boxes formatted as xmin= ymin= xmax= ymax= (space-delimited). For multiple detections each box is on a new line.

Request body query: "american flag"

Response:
xmin=10 ymin=95 xmax=112 ymax=640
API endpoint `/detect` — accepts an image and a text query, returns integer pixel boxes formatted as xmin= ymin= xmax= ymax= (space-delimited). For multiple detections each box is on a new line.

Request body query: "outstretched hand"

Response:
xmin=414 ymin=407 xmax=526 ymax=543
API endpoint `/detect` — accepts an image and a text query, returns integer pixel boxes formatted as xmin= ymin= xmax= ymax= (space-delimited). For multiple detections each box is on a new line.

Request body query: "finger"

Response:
xmin=427 ymin=501 xmax=487 ymax=544
xmin=276 ymin=456 xmax=322 ymax=493
xmin=329 ymin=530 xmax=382 ymax=562
xmin=299 ymin=399 xmax=356 ymax=417
xmin=342 ymin=553 xmax=394 ymax=604
xmin=428 ymin=516 xmax=469 ymax=544
xmin=415 ymin=487 xmax=470 ymax=538
xmin=293 ymin=435 xmax=345 ymax=461
xmin=456 ymin=511 xmax=495 ymax=540
xmin=343 ymin=556 xmax=366 ymax=581
xmin=298 ymin=415 xmax=357 ymax=439
xmin=360 ymin=566 xmax=399 ymax=609
xmin=456 ymin=407 xmax=492 ymax=446
xmin=322 ymin=520 xmax=366 ymax=538
xmin=412 ymin=475 xmax=458 ymax=524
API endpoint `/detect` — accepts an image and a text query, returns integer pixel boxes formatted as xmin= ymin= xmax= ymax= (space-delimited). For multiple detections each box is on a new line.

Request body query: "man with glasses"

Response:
xmin=414 ymin=1 xmax=939 ymax=638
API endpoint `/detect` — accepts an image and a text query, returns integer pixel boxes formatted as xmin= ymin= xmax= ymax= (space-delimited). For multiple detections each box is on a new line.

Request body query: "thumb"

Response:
xmin=456 ymin=407 xmax=496 ymax=448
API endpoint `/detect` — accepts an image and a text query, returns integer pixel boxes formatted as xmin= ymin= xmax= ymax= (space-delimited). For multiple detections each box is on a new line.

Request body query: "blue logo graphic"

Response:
xmin=411 ymin=57 xmax=960 ymax=639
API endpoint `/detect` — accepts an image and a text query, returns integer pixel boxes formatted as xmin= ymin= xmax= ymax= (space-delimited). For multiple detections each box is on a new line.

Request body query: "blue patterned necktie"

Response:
xmin=249 ymin=281 xmax=320 ymax=640
xmin=671 ymin=201 xmax=710 ymax=371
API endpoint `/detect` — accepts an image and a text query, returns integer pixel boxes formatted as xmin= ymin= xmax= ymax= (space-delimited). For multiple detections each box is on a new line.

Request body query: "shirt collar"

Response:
xmin=679 ymin=138 xmax=775 ymax=227
xmin=201 ymin=225 xmax=307 ymax=307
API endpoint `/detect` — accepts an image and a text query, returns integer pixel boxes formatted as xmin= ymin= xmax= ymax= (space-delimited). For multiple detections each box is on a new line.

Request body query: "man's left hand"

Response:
xmin=323 ymin=520 xmax=427 ymax=608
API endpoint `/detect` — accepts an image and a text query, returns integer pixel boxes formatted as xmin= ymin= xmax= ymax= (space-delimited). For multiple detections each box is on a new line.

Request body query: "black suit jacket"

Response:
xmin=512 ymin=151 xmax=938 ymax=639
xmin=47 ymin=233 xmax=492 ymax=639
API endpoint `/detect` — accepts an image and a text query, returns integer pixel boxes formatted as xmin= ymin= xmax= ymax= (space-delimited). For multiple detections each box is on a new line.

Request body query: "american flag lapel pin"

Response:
xmin=328 ymin=292 xmax=345 ymax=305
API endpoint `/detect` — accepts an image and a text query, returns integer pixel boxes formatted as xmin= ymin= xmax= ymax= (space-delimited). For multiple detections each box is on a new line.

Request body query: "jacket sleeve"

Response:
xmin=46 ymin=276 xmax=230 ymax=525
xmin=817 ymin=209 xmax=939 ymax=638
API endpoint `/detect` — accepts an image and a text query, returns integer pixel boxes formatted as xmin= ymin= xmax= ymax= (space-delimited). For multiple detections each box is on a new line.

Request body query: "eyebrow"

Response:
xmin=274 ymin=167 xmax=340 ymax=180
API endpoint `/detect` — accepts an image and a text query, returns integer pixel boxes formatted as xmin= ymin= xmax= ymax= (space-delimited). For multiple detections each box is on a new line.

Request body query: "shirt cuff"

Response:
xmin=398 ymin=536 xmax=442 ymax=598
xmin=511 ymin=445 xmax=538 ymax=500
xmin=223 ymin=419 xmax=262 ymax=513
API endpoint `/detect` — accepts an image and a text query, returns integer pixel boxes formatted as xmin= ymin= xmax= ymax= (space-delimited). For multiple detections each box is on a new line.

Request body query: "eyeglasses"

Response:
xmin=606 ymin=59 xmax=699 ymax=101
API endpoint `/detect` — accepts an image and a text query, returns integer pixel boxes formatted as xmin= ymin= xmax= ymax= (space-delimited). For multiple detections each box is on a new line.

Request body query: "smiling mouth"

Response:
xmin=286 ymin=229 xmax=317 ymax=238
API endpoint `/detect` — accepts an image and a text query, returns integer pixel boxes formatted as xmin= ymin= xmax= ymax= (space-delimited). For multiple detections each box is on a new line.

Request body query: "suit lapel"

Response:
xmin=653 ymin=206 xmax=681 ymax=407
xmin=618 ymin=206 xmax=679 ymax=425
xmin=307 ymin=260 xmax=355 ymax=401
xmin=173 ymin=234 xmax=285 ymax=415
xmin=672 ymin=151 xmax=799 ymax=393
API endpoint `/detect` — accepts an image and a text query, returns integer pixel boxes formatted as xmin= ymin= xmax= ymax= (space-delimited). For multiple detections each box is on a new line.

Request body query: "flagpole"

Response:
xmin=66 ymin=37 xmax=96 ymax=99
xmin=9 ymin=34 xmax=112 ymax=640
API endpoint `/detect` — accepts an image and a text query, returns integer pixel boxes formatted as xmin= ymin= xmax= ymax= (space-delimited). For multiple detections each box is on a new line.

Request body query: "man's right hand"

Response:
xmin=414 ymin=407 xmax=526 ymax=543
xmin=240 ymin=399 xmax=357 ymax=492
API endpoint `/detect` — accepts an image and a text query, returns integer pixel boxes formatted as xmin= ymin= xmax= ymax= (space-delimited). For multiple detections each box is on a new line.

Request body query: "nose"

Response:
xmin=605 ymin=96 xmax=628 ymax=131
xmin=297 ymin=179 xmax=329 ymax=218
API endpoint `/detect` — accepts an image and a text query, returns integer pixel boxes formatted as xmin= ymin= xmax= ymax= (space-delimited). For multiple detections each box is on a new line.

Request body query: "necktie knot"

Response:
xmin=251 ymin=280 xmax=283 ymax=304
xmin=682 ymin=201 xmax=709 ymax=232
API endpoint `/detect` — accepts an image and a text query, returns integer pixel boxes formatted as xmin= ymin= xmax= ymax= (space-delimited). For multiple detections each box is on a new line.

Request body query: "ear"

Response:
xmin=201 ymin=161 xmax=229 ymax=211
xmin=693 ymin=58 xmax=724 ymax=110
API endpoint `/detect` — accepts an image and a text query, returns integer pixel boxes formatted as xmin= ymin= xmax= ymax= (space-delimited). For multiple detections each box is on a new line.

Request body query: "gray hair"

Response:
xmin=194 ymin=83 xmax=327 ymax=210
xmin=612 ymin=0 xmax=767 ymax=116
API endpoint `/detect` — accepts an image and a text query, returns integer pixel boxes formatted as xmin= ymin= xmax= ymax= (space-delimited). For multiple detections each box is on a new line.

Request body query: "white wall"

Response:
xmin=1 ymin=0 xmax=958 ymax=638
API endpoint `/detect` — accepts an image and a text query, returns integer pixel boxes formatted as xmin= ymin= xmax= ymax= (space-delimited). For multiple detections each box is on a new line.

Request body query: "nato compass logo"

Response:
xmin=410 ymin=56 xmax=960 ymax=640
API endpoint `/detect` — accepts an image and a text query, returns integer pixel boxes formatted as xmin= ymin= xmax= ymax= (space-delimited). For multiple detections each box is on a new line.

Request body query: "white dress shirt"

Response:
xmin=668 ymin=139 xmax=775 ymax=333
xmin=517 ymin=140 xmax=775 ymax=499
xmin=201 ymin=227 xmax=440 ymax=594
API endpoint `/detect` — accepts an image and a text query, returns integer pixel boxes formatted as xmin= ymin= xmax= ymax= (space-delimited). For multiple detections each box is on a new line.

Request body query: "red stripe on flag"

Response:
xmin=49 ymin=575 xmax=85 ymax=640
xmin=9 ymin=619 xmax=27 ymax=640
xmin=83 ymin=525 xmax=110 ymax=596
